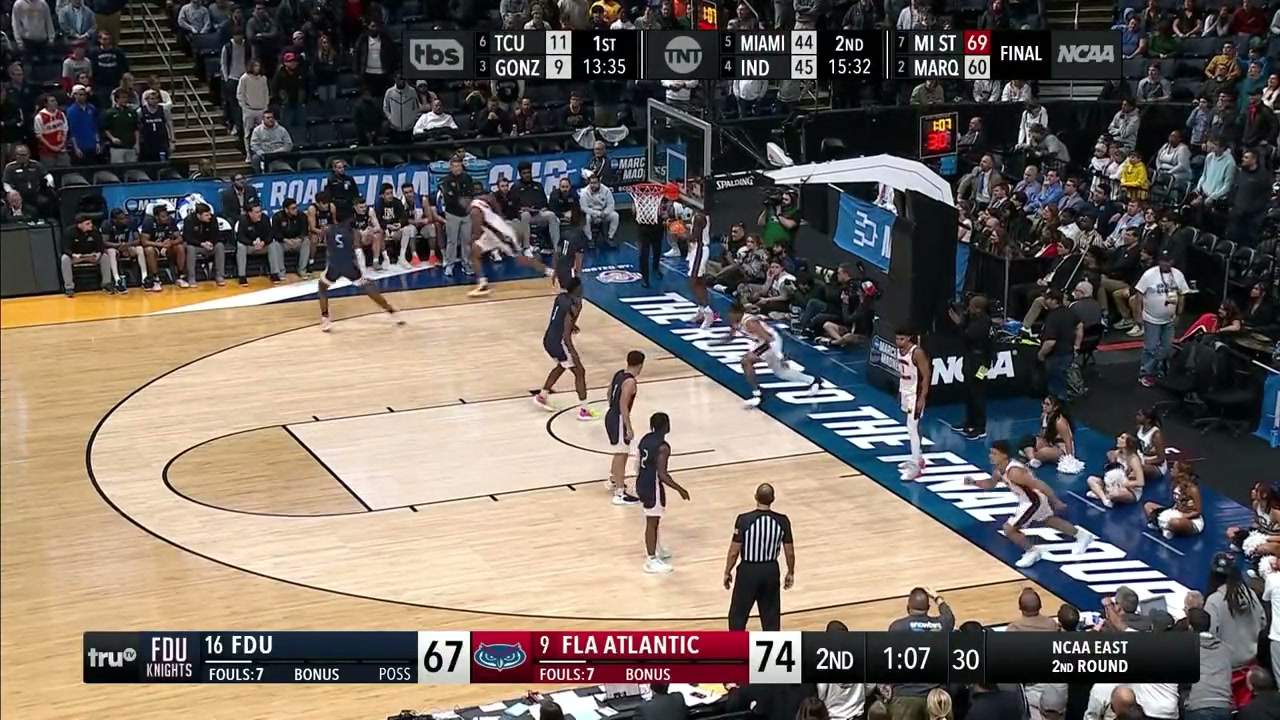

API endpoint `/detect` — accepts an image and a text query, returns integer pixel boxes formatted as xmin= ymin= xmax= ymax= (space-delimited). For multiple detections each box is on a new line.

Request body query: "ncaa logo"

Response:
xmin=597 ymin=270 xmax=641 ymax=284
xmin=473 ymin=643 xmax=527 ymax=671
xmin=664 ymin=35 xmax=703 ymax=75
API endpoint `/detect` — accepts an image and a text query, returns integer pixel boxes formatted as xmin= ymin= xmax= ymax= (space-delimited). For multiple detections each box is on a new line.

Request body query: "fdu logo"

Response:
xmin=474 ymin=643 xmax=527 ymax=671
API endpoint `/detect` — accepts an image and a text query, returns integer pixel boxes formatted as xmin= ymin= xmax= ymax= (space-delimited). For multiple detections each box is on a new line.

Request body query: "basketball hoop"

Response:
xmin=628 ymin=183 xmax=669 ymax=226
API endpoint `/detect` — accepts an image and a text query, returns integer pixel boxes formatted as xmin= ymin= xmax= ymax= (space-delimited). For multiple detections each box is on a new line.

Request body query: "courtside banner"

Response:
xmin=100 ymin=147 xmax=647 ymax=220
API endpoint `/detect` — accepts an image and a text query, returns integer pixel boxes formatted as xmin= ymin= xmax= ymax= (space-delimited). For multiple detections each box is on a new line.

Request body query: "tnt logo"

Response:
xmin=408 ymin=38 xmax=463 ymax=71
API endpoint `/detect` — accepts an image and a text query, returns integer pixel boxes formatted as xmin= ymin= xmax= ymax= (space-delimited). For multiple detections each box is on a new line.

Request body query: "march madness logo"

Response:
xmin=473 ymin=643 xmax=527 ymax=671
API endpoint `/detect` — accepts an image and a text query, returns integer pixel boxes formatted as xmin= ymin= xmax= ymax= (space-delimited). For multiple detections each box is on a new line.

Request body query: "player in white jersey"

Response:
xmin=668 ymin=199 xmax=714 ymax=329
xmin=966 ymin=440 xmax=1095 ymax=568
xmin=894 ymin=329 xmax=930 ymax=480
xmin=724 ymin=302 xmax=820 ymax=408
xmin=466 ymin=182 xmax=553 ymax=297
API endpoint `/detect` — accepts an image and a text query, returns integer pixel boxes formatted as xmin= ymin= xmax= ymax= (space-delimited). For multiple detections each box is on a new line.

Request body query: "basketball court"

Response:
xmin=2 ymin=274 xmax=1062 ymax=720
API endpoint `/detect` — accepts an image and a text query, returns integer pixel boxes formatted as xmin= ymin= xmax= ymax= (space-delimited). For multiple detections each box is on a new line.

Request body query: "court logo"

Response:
xmin=597 ymin=270 xmax=642 ymax=284
xmin=664 ymin=35 xmax=703 ymax=75
xmin=474 ymin=643 xmax=527 ymax=671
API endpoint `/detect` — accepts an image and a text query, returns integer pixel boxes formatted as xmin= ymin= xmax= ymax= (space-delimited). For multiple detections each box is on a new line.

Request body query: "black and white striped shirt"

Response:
xmin=733 ymin=510 xmax=793 ymax=563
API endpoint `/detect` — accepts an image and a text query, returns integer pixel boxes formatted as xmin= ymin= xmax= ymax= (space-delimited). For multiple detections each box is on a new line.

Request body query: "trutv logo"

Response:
xmin=1050 ymin=31 xmax=1121 ymax=80
xmin=84 ymin=632 xmax=141 ymax=682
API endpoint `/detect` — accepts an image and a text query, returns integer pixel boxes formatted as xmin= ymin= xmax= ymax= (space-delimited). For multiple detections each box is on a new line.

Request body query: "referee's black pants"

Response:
xmin=636 ymin=224 xmax=663 ymax=286
xmin=728 ymin=560 xmax=782 ymax=631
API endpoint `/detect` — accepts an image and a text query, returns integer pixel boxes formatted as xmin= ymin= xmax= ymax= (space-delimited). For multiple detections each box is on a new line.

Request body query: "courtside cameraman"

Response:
xmin=758 ymin=187 xmax=799 ymax=252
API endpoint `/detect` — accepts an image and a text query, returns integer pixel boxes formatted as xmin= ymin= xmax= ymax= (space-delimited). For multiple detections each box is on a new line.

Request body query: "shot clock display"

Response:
xmin=919 ymin=112 xmax=958 ymax=160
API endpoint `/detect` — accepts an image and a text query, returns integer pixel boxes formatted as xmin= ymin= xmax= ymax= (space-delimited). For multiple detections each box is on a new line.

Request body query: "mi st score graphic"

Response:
xmin=85 ymin=630 xmax=1198 ymax=685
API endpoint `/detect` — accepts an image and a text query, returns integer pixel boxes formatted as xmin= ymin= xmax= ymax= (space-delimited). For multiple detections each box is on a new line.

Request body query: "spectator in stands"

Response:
xmin=1191 ymin=134 xmax=1237 ymax=213
xmin=279 ymin=31 xmax=308 ymax=76
xmin=236 ymin=202 xmax=283 ymax=284
xmin=1204 ymin=4 xmax=1232 ymax=37
xmin=219 ymin=172 xmax=259 ymax=221
xmin=909 ymin=79 xmax=943 ymax=106
xmin=1138 ymin=63 xmax=1172 ymax=102
xmin=1207 ymin=41 xmax=1242 ymax=83
xmin=1173 ymin=0 xmax=1200 ymax=36
xmin=1228 ymin=148 xmax=1272 ymax=245
xmin=1027 ymin=169 xmax=1063 ymax=214
xmin=511 ymin=96 xmax=541 ymax=135
xmin=382 ymin=74 xmax=417 ymax=143
xmin=136 ymin=89 xmax=173 ymax=162
xmin=1240 ymin=668 xmax=1279 ymax=719
xmin=220 ymin=31 xmax=247 ymax=132
xmin=1117 ymin=149 xmax=1150 ymax=198
xmin=1263 ymin=73 xmax=1279 ymax=110
xmin=1029 ymin=124 xmax=1070 ymax=165
xmin=65 ymin=85 xmax=99 ymax=165
xmin=61 ymin=0 xmax=96 ymax=47
xmin=1204 ymin=69 xmax=1238 ymax=113
xmin=62 ymin=42 xmax=92 ymax=91
xmin=1108 ymin=99 xmax=1141 ymax=152
xmin=413 ymin=96 xmax=457 ymax=136
xmin=353 ymin=85 xmax=382 ymax=145
xmin=91 ymin=31 xmax=128 ymax=106
xmin=236 ymin=59 xmax=269 ymax=158
xmin=182 ymin=201 xmax=226 ymax=286
xmin=354 ymin=19 xmax=394 ymax=94
xmin=99 ymin=87 xmax=136 ymax=164
xmin=246 ymin=2 xmax=280 ymax=75
xmin=309 ymin=34 xmax=338 ymax=102
xmin=1272 ymin=8 xmax=1280 ymax=35
xmin=1182 ymin=606 xmax=1235 ymax=720
xmin=32 ymin=94 xmax=68 ymax=167
xmin=1231 ymin=0 xmax=1269 ymax=35
xmin=178 ymin=0 xmax=212 ymax=36
xmin=1240 ymin=62 xmax=1268 ymax=111
xmin=729 ymin=1 xmax=762 ymax=29
xmin=1014 ymin=164 xmax=1041 ymax=200
xmin=248 ymin=109 xmax=291 ymax=171
xmin=1121 ymin=14 xmax=1146 ymax=59
xmin=1002 ymin=78 xmax=1031 ymax=102
xmin=1148 ymin=20 xmax=1179 ymax=58
xmin=559 ymin=90 xmax=588 ymax=129
xmin=208 ymin=0 xmax=232 ymax=31
xmin=1056 ymin=178 xmax=1087 ymax=216
xmin=957 ymin=154 xmax=1000 ymax=208
xmin=1187 ymin=96 xmax=1213 ymax=150
xmin=2 ymin=188 xmax=34 ymax=222
xmin=579 ymin=174 xmax=618 ymax=248
xmin=2 ymin=143 xmax=43 ymax=204
xmin=971 ymin=77 xmax=1000 ymax=103
xmin=12 ymin=0 xmax=55 ymax=60
xmin=1242 ymin=87 xmax=1279 ymax=146
xmin=470 ymin=95 xmax=510 ymax=137
xmin=636 ymin=682 xmax=688 ymax=720
xmin=1016 ymin=96 xmax=1048 ymax=148
xmin=1154 ymin=130 xmax=1193 ymax=184
xmin=271 ymin=51 xmax=307 ymax=130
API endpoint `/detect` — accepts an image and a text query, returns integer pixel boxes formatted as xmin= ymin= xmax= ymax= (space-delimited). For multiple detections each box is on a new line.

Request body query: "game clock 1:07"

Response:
xmin=581 ymin=57 xmax=628 ymax=76
xmin=864 ymin=633 xmax=948 ymax=684
xmin=918 ymin=112 xmax=958 ymax=160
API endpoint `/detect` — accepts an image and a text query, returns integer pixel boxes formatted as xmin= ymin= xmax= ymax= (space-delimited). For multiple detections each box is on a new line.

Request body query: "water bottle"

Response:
xmin=159 ymin=151 xmax=168 ymax=162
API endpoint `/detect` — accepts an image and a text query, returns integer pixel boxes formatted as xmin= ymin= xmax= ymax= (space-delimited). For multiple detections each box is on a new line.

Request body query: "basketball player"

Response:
xmin=350 ymin=196 xmax=383 ymax=272
xmin=534 ymin=276 xmax=593 ymax=420
xmin=466 ymin=182 xmax=553 ymax=297
xmin=724 ymin=302 xmax=820 ymax=408
xmin=966 ymin=440 xmax=1094 ymax=568
xmin=305 ymin=190 xmax=335 ymax=279
xmin=895 ymin=329 xmax=930 ymax=480
xmin=675 ymin=203 xmax=714 ymax=328
xmin=605 ymin=350 xmax=645 ymax=506
xmin=635 ymin=412 xmax=691 ymax=573
xmin=375 ymin=182 xmax=412 ymax=268
xmin=317 ymin=209 xmax=404 ymax=332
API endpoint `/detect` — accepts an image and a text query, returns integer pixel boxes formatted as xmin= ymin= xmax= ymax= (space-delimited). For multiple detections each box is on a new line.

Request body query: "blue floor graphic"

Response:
xmin=291 ymin=243 xmax=1255 ymax=615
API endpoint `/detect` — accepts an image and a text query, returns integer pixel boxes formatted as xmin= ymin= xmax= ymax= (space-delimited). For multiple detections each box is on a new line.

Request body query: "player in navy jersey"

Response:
xmin=534 ymin=277 xmax=594 ymax=420
xmin=307 ymin=190 xmax=335 ymax=278
xmin=350 ymin=197 xmax=383 ymax=272
xmin=316 ymin=209 xmax=403 ymax=332
xmin=605 ymin=350 xmax=646 ymax=506
xmin=99 ymin=208 xmax=134 ymax=293
xmin=554 ymin=206 xmax=587 ymax=289
xmin=635 ymin=412 xmax=690 ymax=574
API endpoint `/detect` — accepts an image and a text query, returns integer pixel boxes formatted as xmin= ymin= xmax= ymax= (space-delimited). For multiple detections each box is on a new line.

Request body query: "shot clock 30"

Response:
xmin=919 ymin=112 xmax=958 ymax=160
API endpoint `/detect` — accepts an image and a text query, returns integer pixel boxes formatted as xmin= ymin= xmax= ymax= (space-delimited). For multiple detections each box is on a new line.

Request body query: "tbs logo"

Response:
xmin=409 ymin=38 xmax=463 ymax=71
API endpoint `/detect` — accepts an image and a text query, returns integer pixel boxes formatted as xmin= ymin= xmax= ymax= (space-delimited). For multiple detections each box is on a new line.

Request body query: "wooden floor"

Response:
xmin=0 ymin=279 xmax=1062 ymax=720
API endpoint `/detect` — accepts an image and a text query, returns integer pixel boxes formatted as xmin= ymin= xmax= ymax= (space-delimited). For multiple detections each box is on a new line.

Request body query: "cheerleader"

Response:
xmin=1086 ymin=433 xmax=1146 ymax=507
xmin=1134 ymin=407 xmax=1168 ymax=481
xmin=1227 ymin=481 xmax=1280 ymax=578
xmin=1021 ymin=395 xmax=1076 ymax=468
xmin=1142 ymin=461 xmax=1204 ymax=539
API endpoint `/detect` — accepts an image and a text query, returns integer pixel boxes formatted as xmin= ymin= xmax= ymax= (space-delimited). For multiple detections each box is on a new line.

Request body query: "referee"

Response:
xmin=724 ymin=483 xmax=794 ymax=631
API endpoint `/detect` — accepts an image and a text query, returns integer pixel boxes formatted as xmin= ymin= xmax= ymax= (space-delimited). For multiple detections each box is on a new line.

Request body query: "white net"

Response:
xmin=629 ymin=184 xmax=666 ymax=225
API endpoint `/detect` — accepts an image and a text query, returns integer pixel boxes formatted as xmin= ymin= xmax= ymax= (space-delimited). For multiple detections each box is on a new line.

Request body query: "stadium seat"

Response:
xmin=537 ymin=139 xmax=563 ymax=153
xmin=351 ymin=153 xmax=378 ymax=168
xmin=124 ymin=169 xmax=152 ymax=182
xmin=331 ymin=121 xmax=355 ymax=145
xmin=93 ymin=170 xmax=121 ymax=184
xmin=324 ymin=155 xmax=349 ymax=170
xmin=380 ymin=151 xmax=406 ymax=167
xmin=408 ymin=150 xmax=433 ymax=164
xmin=268 ymin=159 xmax=294 ymax=173
xmin=511 ymin=141 xmax=538 ymax=155
xmin=60 ymin=173 xmax=90 ymax=188
xmin=157 ymin=168 xmax=183 ymax=180
xmin=305 ymin=123 xmax=336 ymax=148
xmin=296 ymin=157 xmax=323 ymax=171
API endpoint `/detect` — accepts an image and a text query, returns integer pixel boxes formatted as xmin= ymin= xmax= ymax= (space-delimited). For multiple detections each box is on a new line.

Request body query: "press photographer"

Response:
xmin=757 ymin=187 xmax=799 ymax=252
